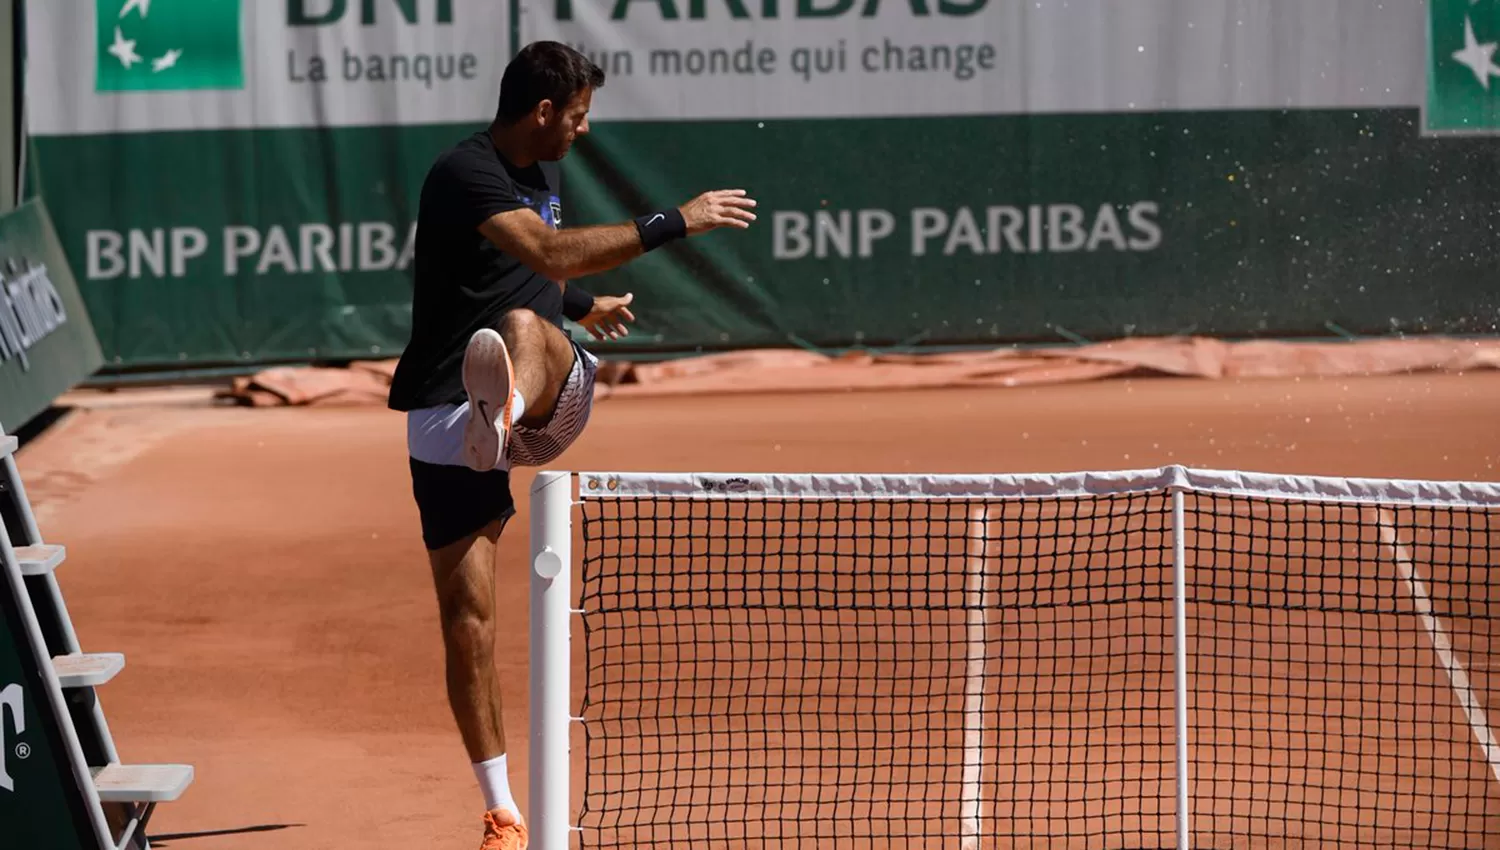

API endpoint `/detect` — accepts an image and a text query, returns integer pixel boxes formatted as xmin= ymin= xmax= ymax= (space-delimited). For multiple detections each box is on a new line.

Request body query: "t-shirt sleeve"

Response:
xmin=439 ymin=151 xmax=530 ymax=230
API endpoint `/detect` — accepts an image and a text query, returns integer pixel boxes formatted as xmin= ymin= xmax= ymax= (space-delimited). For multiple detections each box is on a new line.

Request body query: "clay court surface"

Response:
xmin=13 ymin=371 xmax=1500 ymax=848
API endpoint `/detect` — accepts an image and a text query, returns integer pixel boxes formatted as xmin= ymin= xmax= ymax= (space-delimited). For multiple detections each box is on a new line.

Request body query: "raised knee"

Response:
xmin=500 ymin=308 xmax=544 ymax=338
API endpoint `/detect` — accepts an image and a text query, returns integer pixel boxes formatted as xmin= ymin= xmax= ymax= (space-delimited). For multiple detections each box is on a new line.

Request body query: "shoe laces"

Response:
xmin=481 ymin=809 xmax=527 ymax=850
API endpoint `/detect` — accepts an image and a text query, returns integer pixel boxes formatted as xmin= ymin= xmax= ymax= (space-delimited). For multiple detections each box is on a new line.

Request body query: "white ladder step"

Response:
xmin=52 ymin=653 xmax=125 ymax=688
xmin=1 ymin=435 xmax=14 ymax=458
xmin=16 ymin=544 xmax=65 ymax=575
xmin=92 ymin=763 xmax=194 ymax=803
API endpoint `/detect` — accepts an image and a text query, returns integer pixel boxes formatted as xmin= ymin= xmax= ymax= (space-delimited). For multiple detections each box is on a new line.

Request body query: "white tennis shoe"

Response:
xmin=461 ymin=327 xmax=516 ymax=472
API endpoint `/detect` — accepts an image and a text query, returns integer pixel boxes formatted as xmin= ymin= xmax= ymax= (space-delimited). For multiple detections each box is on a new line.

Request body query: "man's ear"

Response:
xmin=535 ymin=99 xmax=555 ymax=126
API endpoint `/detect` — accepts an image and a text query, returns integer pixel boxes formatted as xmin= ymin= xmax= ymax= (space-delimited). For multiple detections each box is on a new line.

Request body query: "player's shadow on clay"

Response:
xmin=148 ymin=823 xmax=303 ymax=845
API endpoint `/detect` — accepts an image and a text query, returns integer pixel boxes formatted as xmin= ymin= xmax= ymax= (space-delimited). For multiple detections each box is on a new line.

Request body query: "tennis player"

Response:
xmin=385 ymin=40 xmax=757 ymax=850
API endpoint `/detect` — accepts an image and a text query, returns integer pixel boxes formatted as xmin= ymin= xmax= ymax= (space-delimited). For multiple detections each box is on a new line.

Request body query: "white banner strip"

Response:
xmin=523 ymin=0 xmax=1423 ymax=121
xmin=575 ymin=466 xmax=1500 ymax=508
xmin=30 ymin=0 xmax=1430 ymax=134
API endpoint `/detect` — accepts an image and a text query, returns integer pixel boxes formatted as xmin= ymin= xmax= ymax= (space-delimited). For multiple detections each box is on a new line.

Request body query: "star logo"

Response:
xmin=152 ymin=49 xmax=183 ymax=74
xmin=105 ymin=1 xmax=179 ymax=78
xmin=1426 ymin=0 xmax=1500 ymax=134
xmin=95 ymin=0 xmax=243 ymax=93
xmin=1451 ymin=15 xmax=1500 ymax=90
xmin=106 ymin=26 xmax=141 ymax=70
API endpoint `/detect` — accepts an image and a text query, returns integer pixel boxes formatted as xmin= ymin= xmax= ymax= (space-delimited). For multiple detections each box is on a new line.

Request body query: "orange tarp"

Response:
xmin=217 ymin=336 xmax=1500 ymax=407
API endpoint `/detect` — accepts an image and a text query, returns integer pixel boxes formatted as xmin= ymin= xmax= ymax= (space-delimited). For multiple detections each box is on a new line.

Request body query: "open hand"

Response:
xmin=680 ymin=189 xmax=758 ymax=236
xmin=578 ymin=293 xmax=636 ymax=341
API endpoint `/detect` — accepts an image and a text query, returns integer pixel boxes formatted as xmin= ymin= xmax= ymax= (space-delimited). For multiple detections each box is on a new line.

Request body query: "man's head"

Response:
xmin=493 ymin=41 xmax=606 ymax=162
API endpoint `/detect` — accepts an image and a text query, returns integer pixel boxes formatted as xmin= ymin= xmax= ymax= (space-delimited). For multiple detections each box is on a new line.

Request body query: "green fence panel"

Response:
xmin=0 ymin=199 xmax=104 ymax=429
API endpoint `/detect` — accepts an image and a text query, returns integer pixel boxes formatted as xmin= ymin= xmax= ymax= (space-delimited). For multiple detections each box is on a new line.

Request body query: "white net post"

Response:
xmin=1171 ymin=487 xmax=1192 ymax=850
xmin=530 ymin=471 xmax=573 ymax=850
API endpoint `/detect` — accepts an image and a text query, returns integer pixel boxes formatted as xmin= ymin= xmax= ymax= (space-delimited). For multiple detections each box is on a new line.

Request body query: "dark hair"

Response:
xmin=495 ymin=41 xmax=605 ymax=125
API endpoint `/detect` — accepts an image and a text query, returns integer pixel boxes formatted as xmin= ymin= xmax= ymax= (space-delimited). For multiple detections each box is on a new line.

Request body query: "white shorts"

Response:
xmin=406 ymin=338 xmax=599 ymax=472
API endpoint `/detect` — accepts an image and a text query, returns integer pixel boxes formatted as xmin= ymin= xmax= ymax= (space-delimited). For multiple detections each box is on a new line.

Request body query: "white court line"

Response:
xmin=959 ymin=504 xmax=990 ymax=850
xmin=1375 ymin=508 xmax=1500 ymax=787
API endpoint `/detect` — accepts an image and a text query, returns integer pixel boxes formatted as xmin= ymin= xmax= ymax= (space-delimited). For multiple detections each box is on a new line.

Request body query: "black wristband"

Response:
xmin=634 ymin=208 xmax=687 ymax=252
xmin=561 ymin=284 xmax=595 ymax=322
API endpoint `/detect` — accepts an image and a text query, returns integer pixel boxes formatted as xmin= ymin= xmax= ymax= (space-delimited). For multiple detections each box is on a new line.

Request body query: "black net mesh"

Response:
xmin=1184 ymin=494 xmax=1500 ymax=848
xmin=574 ymin=486 xmax=1499 ymax=850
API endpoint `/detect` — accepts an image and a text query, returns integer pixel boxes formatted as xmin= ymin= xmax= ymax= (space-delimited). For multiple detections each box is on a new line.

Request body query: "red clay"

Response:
xmin=14 ymin=372 xmax=1500 ymax=848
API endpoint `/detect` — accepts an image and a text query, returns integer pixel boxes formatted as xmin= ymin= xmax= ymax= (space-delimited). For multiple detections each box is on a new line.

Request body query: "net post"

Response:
xmin=530 ymin=471 xmax=574 ymax=850
xmin=1170 ymin=486 xmax=1191 ymax=850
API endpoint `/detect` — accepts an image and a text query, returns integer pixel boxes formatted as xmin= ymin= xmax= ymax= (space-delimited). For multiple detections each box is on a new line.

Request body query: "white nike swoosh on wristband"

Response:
xmin=647 ymin=214 xmax=664 ymax=226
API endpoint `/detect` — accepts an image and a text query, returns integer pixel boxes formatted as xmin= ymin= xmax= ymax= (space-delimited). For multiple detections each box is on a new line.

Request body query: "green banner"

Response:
xmin=28 ymin=0 xmax=505 ymax=370
xmin=557 ymin=109 xmax=1500 ymax=353
xmin=22 ymin=1 xmax=1500 ymax=370
xmin=30 ymin=125 xmax=438 ymax=368
xmin=0 ymin=199 xmax=104 ymax=429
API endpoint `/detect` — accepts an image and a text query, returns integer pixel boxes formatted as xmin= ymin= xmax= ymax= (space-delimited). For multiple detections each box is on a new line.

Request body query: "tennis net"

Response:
xmin=527 ymin=467 xmax=1500 ymax=850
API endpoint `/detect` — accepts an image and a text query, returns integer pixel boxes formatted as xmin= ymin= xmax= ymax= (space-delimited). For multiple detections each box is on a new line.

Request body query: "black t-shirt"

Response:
xmin=387 ymin=130 xmax=593 ymax=412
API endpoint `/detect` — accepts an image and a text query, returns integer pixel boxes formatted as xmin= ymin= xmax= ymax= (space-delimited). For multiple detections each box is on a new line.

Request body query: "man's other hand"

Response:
xmin=578 ymin=292 xmax=636 ymax=341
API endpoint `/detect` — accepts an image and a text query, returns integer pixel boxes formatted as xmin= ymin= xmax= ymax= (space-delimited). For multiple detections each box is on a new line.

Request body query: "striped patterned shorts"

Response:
xmin=509 ymin=339 xmax=598 ymax=468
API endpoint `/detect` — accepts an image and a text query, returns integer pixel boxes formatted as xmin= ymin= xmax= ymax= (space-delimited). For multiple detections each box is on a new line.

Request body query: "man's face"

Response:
xmin=537 ymin=87 xmax=594 ymax=161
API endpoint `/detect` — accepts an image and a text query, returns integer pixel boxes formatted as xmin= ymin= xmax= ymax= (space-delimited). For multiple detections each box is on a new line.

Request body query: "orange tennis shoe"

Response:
xmin=479 ymin=808 xmax=528 ymax=850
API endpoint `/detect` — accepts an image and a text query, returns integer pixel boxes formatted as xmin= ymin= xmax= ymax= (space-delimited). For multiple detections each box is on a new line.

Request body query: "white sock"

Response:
xmin=511 ymin=389 xmax=526 ymax=426
xmin=473 ymin=753 xmax=520 ymax=818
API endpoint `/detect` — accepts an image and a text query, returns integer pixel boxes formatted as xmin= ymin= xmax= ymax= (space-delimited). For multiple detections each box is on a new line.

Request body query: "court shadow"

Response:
xmin=148 ymin=823 xmax=303 ymax=845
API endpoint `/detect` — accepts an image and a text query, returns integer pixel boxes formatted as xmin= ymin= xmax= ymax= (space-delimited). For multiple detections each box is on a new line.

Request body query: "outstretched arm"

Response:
xmin=477 ymin=189 xmax=758 ymax=282
xmin=480 ymin=214 xmax=643 ymax=281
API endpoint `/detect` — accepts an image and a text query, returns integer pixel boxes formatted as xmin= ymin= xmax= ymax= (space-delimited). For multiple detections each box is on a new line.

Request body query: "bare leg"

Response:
xmin=498 ymin=309 xmax=577 ymax=429
xmin=428 ymin=517 xmax=507 ymax=762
